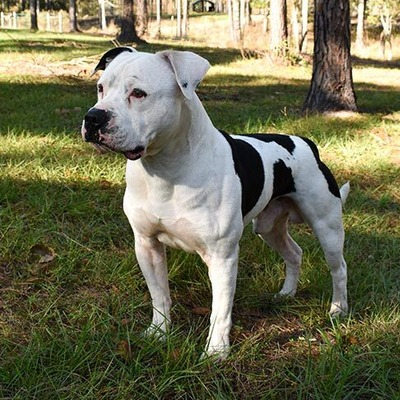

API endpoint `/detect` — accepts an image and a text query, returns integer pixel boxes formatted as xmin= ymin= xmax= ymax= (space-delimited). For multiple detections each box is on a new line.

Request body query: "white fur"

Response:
xmin=82 ymin=49 xmax=349 ymax=360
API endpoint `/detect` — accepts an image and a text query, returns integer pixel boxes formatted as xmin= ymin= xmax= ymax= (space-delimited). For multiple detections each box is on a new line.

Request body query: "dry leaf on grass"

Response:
xmin=30 ymin=244 xmax=57 ymax=264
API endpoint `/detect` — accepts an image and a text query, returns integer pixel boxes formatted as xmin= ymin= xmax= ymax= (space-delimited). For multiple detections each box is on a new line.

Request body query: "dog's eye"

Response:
xmin=98 ymin=84 xmax=104 ymax=93
xmin=130 ymin=88 xmax=147 ymax=99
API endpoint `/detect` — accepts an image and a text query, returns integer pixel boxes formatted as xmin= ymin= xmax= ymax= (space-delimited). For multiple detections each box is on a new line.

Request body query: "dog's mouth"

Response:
xmin=123 ymin=146 xmax=145 ymax=161
xmin=82 ymin=123 xmax=146 ymax=160
xmin=89 ymin=140 xmax=145 ymax=161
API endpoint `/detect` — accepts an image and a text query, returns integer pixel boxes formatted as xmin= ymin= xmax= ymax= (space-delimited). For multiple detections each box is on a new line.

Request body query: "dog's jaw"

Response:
xmin=124 ymin=146 xmax=146 ymax=160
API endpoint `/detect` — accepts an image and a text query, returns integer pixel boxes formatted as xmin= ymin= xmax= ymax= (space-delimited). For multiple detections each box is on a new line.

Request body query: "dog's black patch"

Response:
xmin=220 ymin=131 xmax=265 ymax=216
xmin=247 ymin=133 xmax=296 ymax=155
xmin=271 ymin=159 xmax=296 ymax=199
xmin=300 ymin=137 xmax=341 ymax=198
xmin=94 ymin=47 xmax=134 ymax=73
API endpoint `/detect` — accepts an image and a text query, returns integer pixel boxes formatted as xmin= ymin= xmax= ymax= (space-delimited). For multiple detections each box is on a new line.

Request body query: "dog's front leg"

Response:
xmin=134 ymin=236 xmax=171 ymax=337
xmin=203 ymin=247 xmax=239 ymax=360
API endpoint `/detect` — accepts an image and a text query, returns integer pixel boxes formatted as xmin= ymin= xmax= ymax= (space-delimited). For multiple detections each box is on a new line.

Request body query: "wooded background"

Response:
xmin=0 ymin=0 xmax=398 ymax=112
xmin=1 ymin=0 xmax=398 ymax=57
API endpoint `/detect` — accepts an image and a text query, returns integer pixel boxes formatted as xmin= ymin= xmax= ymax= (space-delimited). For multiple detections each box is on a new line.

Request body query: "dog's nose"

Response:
xmin=83 ymin=108 xmax=108 ymax=142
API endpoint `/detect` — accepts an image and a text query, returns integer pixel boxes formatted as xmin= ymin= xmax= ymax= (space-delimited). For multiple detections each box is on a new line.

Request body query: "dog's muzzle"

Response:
xmin=82 ymin=107 xmax=146 ymax=161
xmin=83 ymin=108 xmax=109 ymax=143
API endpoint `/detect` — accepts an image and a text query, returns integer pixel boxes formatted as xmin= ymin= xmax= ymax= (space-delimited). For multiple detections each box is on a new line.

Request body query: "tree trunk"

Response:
xmin=182 ymin=0 xmax=188 ymax=38
xmin=176 ymin=0 xmax=181 ymax=38
xmin=99 ymin=0 xmax=107 ymax=30
xmin=291 ymin=2 xmax=299 ymax=53
xmin=117 ymin=0 xmax=142 ymax=43
xmin=69 ymin=0 xmax=79 ymax=32
xmin=269 ymin=0 xmax=288 ymax=56
xmin=380 ymin=7 xmax=392 ymax=61
xmin=300 ymin=0 xmax=308 ymax=53
xmin=228 ymin=0 xmax=241 ymax=44
xmin=30 ymin=0 xmax=38 ymax=30
xmin=303 ymin=0 xmax=357 ymax=113
xmin=240 ymin=0 xmax=245 ymax=32
xmin=156 ymin=0 xmax=161 ymax=38
xmin=136 ymin=0 xmax=148 ymax=37
xmin=355 ymin=0 xmax=365 ymax=51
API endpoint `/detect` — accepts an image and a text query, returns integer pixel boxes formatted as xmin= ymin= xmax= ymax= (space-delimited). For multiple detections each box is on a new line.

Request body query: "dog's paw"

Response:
xmin=201 ymin=341 xmax=231 ymax=362
xmin=329 ymin=302 xmax=348 ymax=318
xmin=277 ymin=288 xmax=297 ymax=297
xmin=200 ymin=345 xmax=230 ymax=362
xmin=142 ymin=324 xmax=167 ymax=341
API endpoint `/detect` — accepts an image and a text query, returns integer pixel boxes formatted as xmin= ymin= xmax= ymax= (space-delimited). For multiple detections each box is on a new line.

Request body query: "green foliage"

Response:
xmin=366 ymin=0 xmax=400 ymax=26
xmin=0 ymin=30 xmax=399 ymax=399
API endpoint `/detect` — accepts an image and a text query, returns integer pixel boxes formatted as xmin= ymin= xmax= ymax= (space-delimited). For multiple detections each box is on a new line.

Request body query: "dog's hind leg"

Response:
xmin=253 ymin=198 xmax=303 ymax=297
xmin=310 ymin=219 xmax=348 ymax=317
xmin=293 ymin=197 xmax=348 ymax=317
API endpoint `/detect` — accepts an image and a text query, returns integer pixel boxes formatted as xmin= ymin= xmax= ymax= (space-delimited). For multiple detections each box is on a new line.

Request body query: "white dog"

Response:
xmin=81 ymin=47 xmax=349 ymax=360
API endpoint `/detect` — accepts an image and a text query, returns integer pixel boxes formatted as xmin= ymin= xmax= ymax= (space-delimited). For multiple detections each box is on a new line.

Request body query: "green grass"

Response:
xmin=1 ymin=30 xmax=399 ymax=399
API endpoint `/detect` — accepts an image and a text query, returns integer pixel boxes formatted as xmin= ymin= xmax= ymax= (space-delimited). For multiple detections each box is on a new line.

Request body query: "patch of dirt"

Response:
xmin=0 ymin=56 xmax=97 ymax=78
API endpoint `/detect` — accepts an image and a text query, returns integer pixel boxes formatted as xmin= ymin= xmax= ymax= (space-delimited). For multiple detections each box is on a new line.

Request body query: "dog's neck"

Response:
xmin=139 ymin=94 xmax=217 ymax=179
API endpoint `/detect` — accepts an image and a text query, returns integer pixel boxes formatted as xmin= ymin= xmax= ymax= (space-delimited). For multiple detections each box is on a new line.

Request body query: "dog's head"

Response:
xmin=81 ymin=47 xmax=210 ymax=160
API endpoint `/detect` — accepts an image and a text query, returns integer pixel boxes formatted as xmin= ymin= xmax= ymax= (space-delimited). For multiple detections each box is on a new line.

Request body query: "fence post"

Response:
xmin=46 ymin=11 xmax=50 ymax=31
xmin=13 ymin=11 xmax=17 ymax=29
xmin=0 ymin=12 xmax=4 ymax=28
xmin=58 ymin=11 xmax=63 ymax=33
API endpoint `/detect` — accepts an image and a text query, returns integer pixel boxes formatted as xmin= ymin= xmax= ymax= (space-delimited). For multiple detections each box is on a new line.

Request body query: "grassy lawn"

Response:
xmin=0 ymin=30 xmax=399 ymax=399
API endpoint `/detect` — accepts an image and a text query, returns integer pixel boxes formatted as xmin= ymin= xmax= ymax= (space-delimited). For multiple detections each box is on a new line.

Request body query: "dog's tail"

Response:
xmin=340 ymin=182 xmax=350 ymax=207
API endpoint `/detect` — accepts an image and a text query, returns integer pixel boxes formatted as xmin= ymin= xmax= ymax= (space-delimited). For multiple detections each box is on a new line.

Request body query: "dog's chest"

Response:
xmin=133 ymin=205 xmax=208 ymax=254
xmin=124 ymin=177 xmax=209 ymax=254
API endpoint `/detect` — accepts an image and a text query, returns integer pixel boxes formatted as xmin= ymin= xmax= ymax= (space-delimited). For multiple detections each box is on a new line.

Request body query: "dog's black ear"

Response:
xmin=92 ymin=47 xmax=136 ymax=75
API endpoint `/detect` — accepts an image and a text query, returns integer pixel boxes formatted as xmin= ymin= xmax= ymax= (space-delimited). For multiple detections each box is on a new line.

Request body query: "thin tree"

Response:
xmin=303 ymin=0 xmax=357 ymax=113
xmin=355 ymin=0 xmax=366 ymax=51
xmin=269 ymin=0 xmax=288 ymax=56
xmin=182 ymin=0 xmax=188 ymax=38
xmin=300 ymin=0 xmax=308 ymax=53
xmin=176 ymin=0 xmax=182 ymax=38
xmin=30 ymin=0 xmax=38 ymax=31
xmin=379 ymin=4 xmax=392 ymax=60
xmin=136 ymin=0 xmax=148 ymax=37
xmin=291 ymin=2 xmax=300 ymax=52
xmin=155 ymin=0 xmax=161 ymax=38
xmin=367 ymin=0 xmax=399 ymax=61
xmin=117 ymin=0 xmax=143 ymax=43
xmin=99 ymin=0 xmax=107 ymax=30
xmin=69 ymin=0 xmax=79 ymax=32
xmin=228 ymin=0 xmax=241 ymax=44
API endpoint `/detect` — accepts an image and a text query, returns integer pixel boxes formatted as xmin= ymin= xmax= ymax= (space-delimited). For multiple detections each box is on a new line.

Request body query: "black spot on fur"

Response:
xmin=301 ymin=137 xmax=341 ymax=198
xmin=272 ymin=159 xmax=296 ymax=199
xmin=94 ymin=47 xmax=134 ymax=73
xmin=247 ymin=134 xmax=296 ymax=155
xmin=220 ymin=131 xmax=265 ymax=216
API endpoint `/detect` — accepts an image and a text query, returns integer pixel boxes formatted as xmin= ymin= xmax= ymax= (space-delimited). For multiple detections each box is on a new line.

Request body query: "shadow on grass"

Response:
xmin=0 ymin=29 xmax=110 ymax=51
xmin=0 ymin=78 xmax=94 ymax=136
xmin=1 ymin=141 xmax=399 ymax=398
xmin=1 ymin=31 xmax=399 ymax=400
xmin=1 ymin=159 xmax=398 ymax=304
xmin=1 ymin=73 xmax=399 ymax=138
xmin=0 ymin=30 xmax=243 ymax=65
xmin=352 ymin=55 xmax=400 ymax=70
